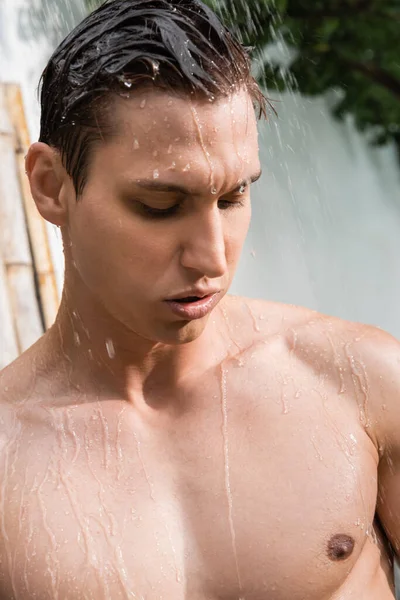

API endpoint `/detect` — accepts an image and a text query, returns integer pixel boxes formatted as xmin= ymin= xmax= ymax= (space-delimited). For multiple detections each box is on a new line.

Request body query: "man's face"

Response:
xmin=65 ymin=88 xmax=261 ymax=344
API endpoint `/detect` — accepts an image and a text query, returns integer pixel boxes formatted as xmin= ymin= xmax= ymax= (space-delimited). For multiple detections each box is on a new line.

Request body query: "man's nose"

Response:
xmin=179 ymin=207 xmax=227 ymax=278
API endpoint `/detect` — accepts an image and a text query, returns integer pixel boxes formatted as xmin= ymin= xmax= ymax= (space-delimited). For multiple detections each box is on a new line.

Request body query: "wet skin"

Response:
xmin=1 ymin=89 xmax=400 ymax=598
xmin=0 ymin=298 xmax=398 ymax=599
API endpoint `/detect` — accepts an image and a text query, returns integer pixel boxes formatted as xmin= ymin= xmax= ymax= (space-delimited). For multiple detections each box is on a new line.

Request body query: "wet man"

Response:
xmin=0 ymin=0 xmax=399 ymax=598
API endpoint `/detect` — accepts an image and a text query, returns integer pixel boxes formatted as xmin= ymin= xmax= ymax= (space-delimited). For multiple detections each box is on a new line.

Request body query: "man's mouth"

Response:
xmin=172 ymin=296 xmax=204 ymax=303
xmin=164 ymin=292 xmax=221 ymax=320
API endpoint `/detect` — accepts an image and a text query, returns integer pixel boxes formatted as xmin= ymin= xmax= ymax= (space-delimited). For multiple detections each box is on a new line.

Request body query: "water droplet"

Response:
xmin=211 ymin=187 xmax=217 ymax=195
xmin=168 ymin=162 xmax=176 ymax=170
xmin=74 ymin=332 xmax=81 ymax=346
xmin=250 ymin=250 xmax=256 ymax=258
xmin=140 ymin=99 xmax=146 ymax=109
xmin=174 ymin=137 xmax=181 ymax=142
xmin=153 ymin=169 xmax=160 ymax=179
xmin=183 ymin=164 xmax=191 ymax=172
xmin=133 ymin=138 xmax=140 ymax=150
xmin=153 ymin=150 xmax=159 ymax=157
xmin=106 ymin=339 xmax=115 ymax=359
xmin=167 ymin=99 xmax=173 ymax=106
xmin=124 ymin=81 xmax=132 ymax=89
xmin=167 ymin=144 xmax=173 ymax=154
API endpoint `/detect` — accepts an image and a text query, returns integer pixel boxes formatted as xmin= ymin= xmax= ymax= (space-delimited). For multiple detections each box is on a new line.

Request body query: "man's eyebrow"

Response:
xmin=131 ymin=169 xmax=263 ymax=196
xmin=232 ymin=169 xmax=262 ymax=192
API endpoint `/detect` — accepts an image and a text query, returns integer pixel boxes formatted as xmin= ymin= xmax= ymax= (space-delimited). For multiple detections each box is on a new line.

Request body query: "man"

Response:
xmin=0 ymin=0 xmax=399 ymax=598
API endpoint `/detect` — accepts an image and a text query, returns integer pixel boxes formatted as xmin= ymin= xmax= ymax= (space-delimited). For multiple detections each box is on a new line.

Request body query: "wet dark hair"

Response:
xmin=39 ymin=0 xmax=268 ymax=196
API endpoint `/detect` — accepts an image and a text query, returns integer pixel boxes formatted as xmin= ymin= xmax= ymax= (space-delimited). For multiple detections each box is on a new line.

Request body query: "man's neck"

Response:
xmin=40 ymin=288 xmax=226 ymax=408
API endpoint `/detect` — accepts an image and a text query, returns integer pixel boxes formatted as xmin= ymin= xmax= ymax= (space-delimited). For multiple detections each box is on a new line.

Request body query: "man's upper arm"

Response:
xmin=358 ymin=327 xmax=400 ymax=556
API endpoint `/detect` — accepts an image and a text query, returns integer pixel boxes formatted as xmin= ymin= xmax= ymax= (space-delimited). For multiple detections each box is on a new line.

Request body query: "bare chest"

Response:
xmin=0 ymin=384 xmax=379 ymax=600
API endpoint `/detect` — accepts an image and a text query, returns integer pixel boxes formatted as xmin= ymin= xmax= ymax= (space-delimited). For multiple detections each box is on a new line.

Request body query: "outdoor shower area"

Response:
xmin=1 ymin=0 xmax=400 ymax=596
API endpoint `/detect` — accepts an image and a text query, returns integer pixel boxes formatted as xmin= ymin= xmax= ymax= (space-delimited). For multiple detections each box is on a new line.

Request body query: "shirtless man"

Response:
xmin=0 ymin=0 xmax=399 ymax=598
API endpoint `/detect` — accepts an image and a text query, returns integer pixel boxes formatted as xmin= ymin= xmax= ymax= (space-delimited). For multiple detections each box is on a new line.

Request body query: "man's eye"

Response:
xmin=139 ymin=203 xmax=180 ymax=218
xmin=218 ymin=199 xmax=246 ymax=210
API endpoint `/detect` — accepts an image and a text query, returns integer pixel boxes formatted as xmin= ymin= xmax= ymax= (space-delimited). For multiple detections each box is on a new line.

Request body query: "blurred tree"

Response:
xmin=85 ymin=0 xmax=400 ymax=155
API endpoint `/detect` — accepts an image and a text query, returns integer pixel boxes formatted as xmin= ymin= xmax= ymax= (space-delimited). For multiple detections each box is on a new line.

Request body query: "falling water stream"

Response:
xmin=1 ymin=0 xmax=400 ymax=598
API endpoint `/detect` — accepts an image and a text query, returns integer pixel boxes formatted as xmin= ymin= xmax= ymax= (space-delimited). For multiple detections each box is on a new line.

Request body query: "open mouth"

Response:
xmin=165 ymin=292 xmax=220 ymax=320
xmin=173 ymin=296 xmax=204 ymax=303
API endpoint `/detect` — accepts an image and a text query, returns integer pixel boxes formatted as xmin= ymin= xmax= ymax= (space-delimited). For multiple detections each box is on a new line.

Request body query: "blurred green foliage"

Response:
xmin=85 ymin=0 xmax=400 ymax=155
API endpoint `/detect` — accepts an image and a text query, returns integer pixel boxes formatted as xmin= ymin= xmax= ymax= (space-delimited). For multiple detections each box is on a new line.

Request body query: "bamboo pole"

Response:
xmin=0 ymin=85 xmax=43 ymax=353
xmin=4 ymin=84 xmax=60 ymax=329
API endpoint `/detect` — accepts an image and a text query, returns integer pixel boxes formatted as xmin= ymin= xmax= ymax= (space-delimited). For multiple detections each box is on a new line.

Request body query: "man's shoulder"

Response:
xmin=224 ymin=294 xmax=318 ymax=331
xmin=225 ymin=294 xmax=397 ymax=376
xmin=0 ymin=342 xmax=43 ymax=415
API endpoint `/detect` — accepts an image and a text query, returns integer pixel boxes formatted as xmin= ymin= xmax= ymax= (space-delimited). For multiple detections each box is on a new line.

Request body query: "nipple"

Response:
xmin=327 ymin=534 xmax=355 ymax=561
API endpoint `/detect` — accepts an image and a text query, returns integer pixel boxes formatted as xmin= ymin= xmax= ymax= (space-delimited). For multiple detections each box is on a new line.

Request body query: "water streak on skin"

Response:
xmin=83 ymin=419 xmax=121 ymax=597
xmin=229 ymin=95 xmax=245 ymax=185
xmin=116 ymin=406 xmax=127 ymax=481
xmin=0 ymin=412 xmax=21 ymax=598
xmin=281 ymin=391 xmax=289 ymax=415
xmin=65 ymin=408 xmax=81 ymax=466
xmin=326 ymin=332 xmax=347 ymax=394
xmin=83 ymin=413 xmax=118 ymax=537
xmin=313 ymin=387 xmax=370 ymax=535
xmin=190 ymin=104 xmax=215 ymax=192
xmin=55 ymin=412 xmax=107 ymax=591
xmin=15 ymin=459 xmax=29 ymax=594
xmin=288 ymin=328 xmax=298 ymax=356
xmin=106 ymin=339 xmax=116 ymax=359
xmin=220 ymin=305 xmax=243 ymax=355
xmin=344 ymin=342 xmax=371 ymax=428
xmin=220 ymin=366 xmax=243 ymax=596
xmin=97 ymin=402 xmax=111 ymax=471
xmin=245 ymin=302 xmax=260 ymax=333
xmin=37 ymin=457 xmax=60 ymax=599
xmin=133 ymin=430 xmax=183 ymax=585
xmin=24 ymin=518 xmax=34 ymax=596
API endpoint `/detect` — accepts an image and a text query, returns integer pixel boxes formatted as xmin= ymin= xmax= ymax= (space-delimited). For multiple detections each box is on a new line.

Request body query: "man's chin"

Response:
xmin=159 ymin=314 xmax=211 ymax=345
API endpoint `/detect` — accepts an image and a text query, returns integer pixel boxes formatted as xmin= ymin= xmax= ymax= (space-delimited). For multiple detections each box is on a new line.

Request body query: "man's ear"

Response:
xmin=25 ymin=142 xmax=71 ymax=227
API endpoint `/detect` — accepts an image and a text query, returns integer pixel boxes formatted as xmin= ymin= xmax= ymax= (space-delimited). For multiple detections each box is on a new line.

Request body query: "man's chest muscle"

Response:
xmin=0 ymin=386 xmax=378 ymax=600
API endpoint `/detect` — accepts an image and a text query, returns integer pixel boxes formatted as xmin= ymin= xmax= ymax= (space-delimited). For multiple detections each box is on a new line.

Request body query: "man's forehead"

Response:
xmin=114 ymin=87 xmax=258 ymax=141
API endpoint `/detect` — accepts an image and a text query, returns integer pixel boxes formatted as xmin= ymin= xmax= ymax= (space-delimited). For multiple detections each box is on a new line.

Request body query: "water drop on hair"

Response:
xmin=183 ymin=164 xmax=191 ymax=172
xmin=124 ymin=81 xmax=132 ymax=89
xmin=153 ymin=169 xmax=160 ymax=179
xmin=133 ymin=138 xmax=140 ymax=150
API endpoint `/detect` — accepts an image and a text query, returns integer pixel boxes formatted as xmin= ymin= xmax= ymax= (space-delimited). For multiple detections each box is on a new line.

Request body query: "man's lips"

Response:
xmin=164 ymin=292 xmax=221 ymax=320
